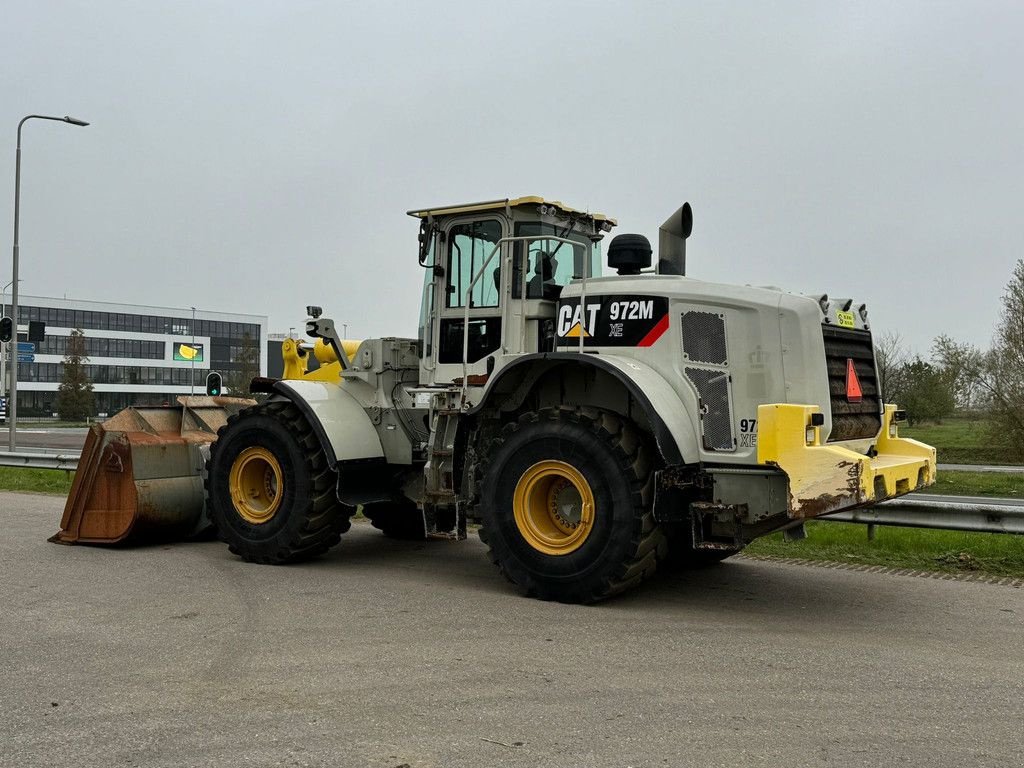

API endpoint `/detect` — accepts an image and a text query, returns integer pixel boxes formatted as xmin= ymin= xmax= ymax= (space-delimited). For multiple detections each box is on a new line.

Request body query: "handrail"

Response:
xmin=420 ymin=278 xmax=437 ymax=372
xmin=578 ymin=261 xmax=587 ymax=354
xmin=460 ymin=234 xmax=586 ymax=404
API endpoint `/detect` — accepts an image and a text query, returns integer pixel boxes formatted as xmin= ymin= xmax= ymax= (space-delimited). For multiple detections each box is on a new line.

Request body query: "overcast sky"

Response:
xmin=1 ymin=1 xmax=1020 ymax=353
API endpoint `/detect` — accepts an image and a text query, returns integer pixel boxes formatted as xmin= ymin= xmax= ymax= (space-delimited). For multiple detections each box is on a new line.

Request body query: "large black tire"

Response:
xmin=364 ymin=500 xmax=426 ymax=540
xmin=476 ymin=408 xmax=666 ymax=603
xmin=205 ymin=399 xmax=350 ymax=563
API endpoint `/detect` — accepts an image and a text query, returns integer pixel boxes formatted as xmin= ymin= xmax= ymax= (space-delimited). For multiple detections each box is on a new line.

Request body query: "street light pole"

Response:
xmin=9 ymin=115 xmax=88 ymax=449
xmin=1 ymin=279 xmax=12 ymax=415
xmin=190 ymin=306 xmax=196 ymax=396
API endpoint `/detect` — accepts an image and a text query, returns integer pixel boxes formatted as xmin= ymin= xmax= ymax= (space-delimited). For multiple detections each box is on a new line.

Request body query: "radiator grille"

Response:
xmin=681 ymin=311 xmax=728 ymax=365
xmin=685 ymin=367 xmax=735 ymax=451
xmin=822 ymin=325 xmax=881 ymax=442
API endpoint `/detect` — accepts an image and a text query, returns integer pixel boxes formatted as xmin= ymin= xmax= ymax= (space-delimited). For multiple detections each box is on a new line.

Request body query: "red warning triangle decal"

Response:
xmin=846 ymin=358 xmax=863 ymax=403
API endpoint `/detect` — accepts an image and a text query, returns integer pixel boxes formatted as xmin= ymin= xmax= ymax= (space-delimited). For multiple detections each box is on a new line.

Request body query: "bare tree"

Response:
xmin=226 ymin=331 xmax=261 ymax=400
xmin=898 ymin=357 xmax=956 ymax=425
xmin=875 ymin=330 xmax=908 ymax=403
xmin=983 ymin=260 xmax=1024 ymax=458
xmin=931 ymin=334 xmax=986 ymax=411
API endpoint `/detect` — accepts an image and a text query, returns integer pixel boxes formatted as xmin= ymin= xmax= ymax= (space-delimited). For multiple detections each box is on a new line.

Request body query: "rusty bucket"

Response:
xmin=50 ymin=396 xmax=255 ymax=545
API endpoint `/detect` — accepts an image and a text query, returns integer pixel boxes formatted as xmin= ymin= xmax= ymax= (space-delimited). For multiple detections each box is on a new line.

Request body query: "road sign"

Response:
xmin=17 ymin=354 xmax=34 ymax=363
xmin=17 ymin=342 xmax=35 ymax=354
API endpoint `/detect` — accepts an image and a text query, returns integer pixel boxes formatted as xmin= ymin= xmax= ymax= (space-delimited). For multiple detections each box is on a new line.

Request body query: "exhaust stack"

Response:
xmin=657 ymin=202 xmax=693 ymax=276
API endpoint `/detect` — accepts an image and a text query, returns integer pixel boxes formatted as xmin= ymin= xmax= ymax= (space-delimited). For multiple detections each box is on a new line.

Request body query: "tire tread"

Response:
xmin=475 ymin=406 xmax=666 ymax=603
xmin=205 ymin=401 xmax=350 ymax=564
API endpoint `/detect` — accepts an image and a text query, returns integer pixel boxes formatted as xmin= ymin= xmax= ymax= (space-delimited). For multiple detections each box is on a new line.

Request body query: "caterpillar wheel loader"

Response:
xmin=55 ymin=196 xmax=936 ymax=603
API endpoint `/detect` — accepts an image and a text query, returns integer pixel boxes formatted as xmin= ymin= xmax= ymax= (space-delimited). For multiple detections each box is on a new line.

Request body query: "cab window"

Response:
xmin=445 ymin=219 xmax=503 ymax=309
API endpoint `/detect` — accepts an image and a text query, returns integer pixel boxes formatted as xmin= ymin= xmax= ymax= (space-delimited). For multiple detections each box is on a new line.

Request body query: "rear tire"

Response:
xmin=205 ymin=399 xmax=349 ymax=563
xmin=476 ymin=408 xmax=666 ymax=603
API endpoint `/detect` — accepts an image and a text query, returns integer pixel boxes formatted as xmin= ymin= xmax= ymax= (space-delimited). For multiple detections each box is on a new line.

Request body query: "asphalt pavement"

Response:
xmin=2 ymin=492 xmax=1022 ymax=768
xmin=7 ymin=427 xmax=88 ymax=452
xmin=940 ymin=463 xmax=1024 ymax=474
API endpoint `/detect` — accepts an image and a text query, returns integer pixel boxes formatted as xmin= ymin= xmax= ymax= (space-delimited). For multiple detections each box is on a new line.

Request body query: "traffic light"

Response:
xmin=205 ymin=371 xmax=223 ymax=397
xmin=28 ymin=321 xmax=45 ymax=343
xmin=0 ymin=316 xmax=11 ymax=343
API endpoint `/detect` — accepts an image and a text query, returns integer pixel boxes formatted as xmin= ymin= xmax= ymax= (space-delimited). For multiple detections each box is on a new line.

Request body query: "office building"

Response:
xmin=1 ymin=294 xmax=267 ymax=417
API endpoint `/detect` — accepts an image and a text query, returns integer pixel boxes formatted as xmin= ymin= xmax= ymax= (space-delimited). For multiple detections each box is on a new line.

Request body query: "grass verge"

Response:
xmin=902 ymin=416 xmax=1019 ymax=466
xmin=745 ymin=521 xmax=1024 ymax=578
xmin=921 ymin=470 xmax=1022 ymax=498
xmin=0 ymin=467 xmax=75 ymax=495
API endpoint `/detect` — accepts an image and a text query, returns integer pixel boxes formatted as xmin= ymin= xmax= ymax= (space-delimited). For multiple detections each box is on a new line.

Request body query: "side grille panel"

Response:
xmin=681 ymin=311 xmax=728 ymax=365
xmin=685 ymin=367 xmax=735 ymax=451
xmin=822 ymin=325 xmax=881 ymax=441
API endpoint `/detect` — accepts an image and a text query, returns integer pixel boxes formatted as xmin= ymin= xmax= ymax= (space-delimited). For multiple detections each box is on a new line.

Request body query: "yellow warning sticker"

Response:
xmin=836 ymin=310 xmax=856 ymax=328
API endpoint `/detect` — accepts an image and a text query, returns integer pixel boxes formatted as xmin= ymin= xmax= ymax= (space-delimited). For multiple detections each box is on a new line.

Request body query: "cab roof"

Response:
xmin=406 ymin=196 xmax=616 ymax=226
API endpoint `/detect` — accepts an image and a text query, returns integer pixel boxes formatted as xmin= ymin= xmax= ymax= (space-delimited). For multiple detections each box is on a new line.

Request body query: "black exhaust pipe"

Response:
xmin=657 ymin=202 xmax=693 ymax=276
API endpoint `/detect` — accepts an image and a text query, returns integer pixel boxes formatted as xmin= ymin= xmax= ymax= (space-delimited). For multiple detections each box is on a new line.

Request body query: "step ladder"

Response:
xmin=417 ymin=389 xmax=466 ymax=540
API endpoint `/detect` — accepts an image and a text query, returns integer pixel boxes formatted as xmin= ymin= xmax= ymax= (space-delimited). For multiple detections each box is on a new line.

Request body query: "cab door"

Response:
xmin=427 ymin=216 xmax=506 ymax=387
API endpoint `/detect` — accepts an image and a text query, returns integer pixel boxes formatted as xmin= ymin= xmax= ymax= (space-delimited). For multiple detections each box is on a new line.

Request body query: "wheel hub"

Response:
xmin=549 ymin=479 xmax=584 ymax=528
xmin=513 ymin=460 xmax=595 ymax=556
xmin=228 ymin=446 xmax=284 ymax=524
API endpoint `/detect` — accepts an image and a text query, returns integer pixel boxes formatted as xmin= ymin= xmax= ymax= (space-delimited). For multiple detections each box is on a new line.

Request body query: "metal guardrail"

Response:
xmin=0 ymin=450 xmax=80 ymax=471
xmin=823 ymin=498 xmax=1024 ymax=535
xmin=938 ymin=463 xmax=1024 ymax=474
xmin=0 ymin=449 xmax=1021 ymax=535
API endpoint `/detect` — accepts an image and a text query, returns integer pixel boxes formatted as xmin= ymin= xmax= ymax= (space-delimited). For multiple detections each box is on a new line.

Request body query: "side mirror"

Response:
xmin=418 ymin=220 xmax=432 ymax=266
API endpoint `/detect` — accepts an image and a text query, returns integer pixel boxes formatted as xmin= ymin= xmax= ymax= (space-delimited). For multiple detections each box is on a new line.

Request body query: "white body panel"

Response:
xmin=276 ymin=380 xmax=384 ymax=463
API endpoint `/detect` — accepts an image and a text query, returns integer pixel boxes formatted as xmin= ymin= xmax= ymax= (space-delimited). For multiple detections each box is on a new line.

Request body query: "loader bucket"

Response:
xmin=50 ymin=396 xmax=255 ymax=546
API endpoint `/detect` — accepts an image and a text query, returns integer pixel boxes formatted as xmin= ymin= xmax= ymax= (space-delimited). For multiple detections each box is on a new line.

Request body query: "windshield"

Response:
xmin=512 ymin=221 xmax=601 ymax=299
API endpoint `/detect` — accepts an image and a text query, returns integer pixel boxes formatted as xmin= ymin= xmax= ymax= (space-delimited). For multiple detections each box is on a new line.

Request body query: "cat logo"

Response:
xmin=556 ymin=295 xmax=670 ymax=348
xmin=557 ymin=302 xmax=601 ymax=338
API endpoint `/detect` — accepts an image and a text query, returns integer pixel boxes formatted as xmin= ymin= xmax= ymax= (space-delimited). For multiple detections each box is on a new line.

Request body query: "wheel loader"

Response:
xmin=54 ymin=196 xmax=936 ymax=603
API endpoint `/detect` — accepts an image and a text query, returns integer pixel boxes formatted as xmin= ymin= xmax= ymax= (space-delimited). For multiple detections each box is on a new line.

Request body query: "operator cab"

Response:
xmin=408 ymin=197 xmax=615 ymax=387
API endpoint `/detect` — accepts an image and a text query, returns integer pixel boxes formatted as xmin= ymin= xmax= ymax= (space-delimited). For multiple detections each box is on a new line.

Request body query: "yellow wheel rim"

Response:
xmin=229 ymin=447 xmax=284 ymax=524
xmin=512 ymin=460 xmax=595 ymax=556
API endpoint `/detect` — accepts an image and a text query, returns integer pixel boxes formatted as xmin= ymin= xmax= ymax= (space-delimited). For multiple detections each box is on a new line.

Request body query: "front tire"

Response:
xmin=206 ymin=400 xmax=349 ymax=563
xmin=477 ymin=408 xmax=666 ymax=603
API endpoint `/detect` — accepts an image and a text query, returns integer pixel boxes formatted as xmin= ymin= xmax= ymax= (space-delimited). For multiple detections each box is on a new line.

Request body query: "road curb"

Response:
xmin=737 ymin=553 xmax=1024 ymax=588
